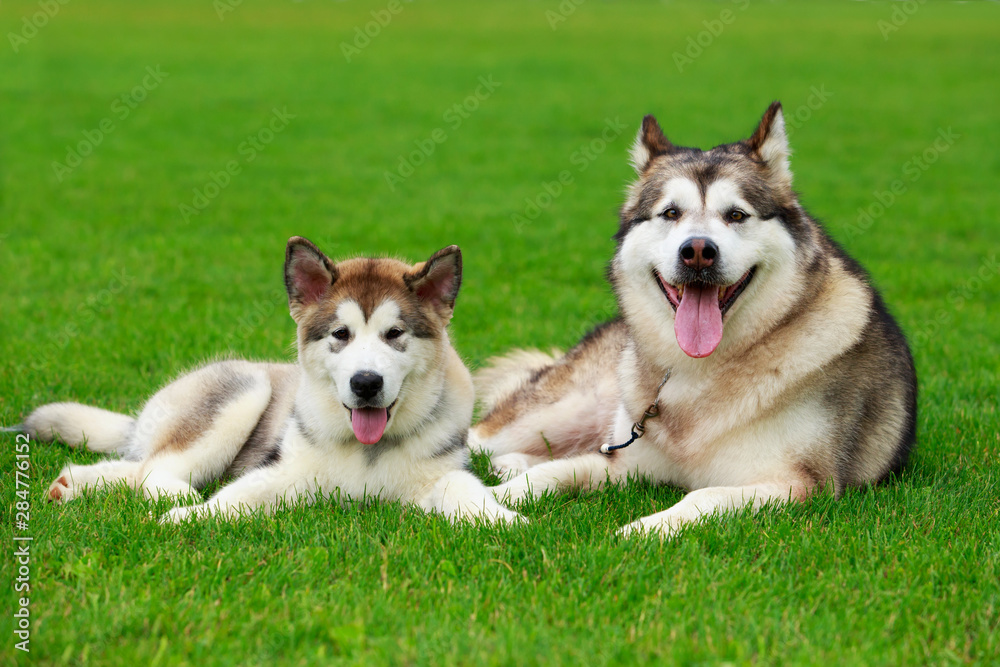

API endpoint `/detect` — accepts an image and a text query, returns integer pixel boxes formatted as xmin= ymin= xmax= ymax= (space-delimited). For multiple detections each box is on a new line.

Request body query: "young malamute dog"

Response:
xmin=473 ymin=103 xmax=917 ymax=537
xmin=25 ymin=237 xmax=520 ymax=525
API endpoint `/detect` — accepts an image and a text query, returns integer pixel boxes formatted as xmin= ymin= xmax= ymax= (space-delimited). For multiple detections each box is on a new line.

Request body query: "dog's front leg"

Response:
xmin=617 ymin=480 xmax=811 ymax=539
xmin=160 ymin=465 xmax=319 ymax=523
xmin=420 ymin=470 xmax=525 ymax=525
xmin=492 ymin=452 xmax=622 ymax=505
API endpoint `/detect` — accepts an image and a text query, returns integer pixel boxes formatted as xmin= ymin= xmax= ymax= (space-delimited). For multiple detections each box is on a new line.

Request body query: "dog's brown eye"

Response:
xmin=385 ymin=327 xmax=404 ymax=340
xmin=332 ymin=327 xmax=350 ymax=341
xmin=728 ymin=210 xmax=747 ymax=222
xmin=661 ymin=208 xmax=680 ymax=220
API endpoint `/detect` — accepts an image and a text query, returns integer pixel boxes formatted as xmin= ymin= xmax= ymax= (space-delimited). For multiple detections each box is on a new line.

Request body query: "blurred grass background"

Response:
xmin=1 ymin=1 xmax=997 ymax=664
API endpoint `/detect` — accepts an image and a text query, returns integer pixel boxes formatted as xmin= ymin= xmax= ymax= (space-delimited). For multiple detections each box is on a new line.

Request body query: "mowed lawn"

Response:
xmin=1 ymin=1 xmax=998 ymax=664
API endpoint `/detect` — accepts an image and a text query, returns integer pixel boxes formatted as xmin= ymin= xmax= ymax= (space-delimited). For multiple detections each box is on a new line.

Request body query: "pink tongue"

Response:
xmin=351 ymin=408 xmax=388 ymax=445
xmin=674 ymin=284 xmax=723 ymax=358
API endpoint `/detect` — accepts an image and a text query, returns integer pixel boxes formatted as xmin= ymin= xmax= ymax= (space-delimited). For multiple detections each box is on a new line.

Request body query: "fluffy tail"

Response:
xmin=474 ymin=348 xmax=561 ymax=413
xmin=23 ymin=402 xmax=135 ymax=454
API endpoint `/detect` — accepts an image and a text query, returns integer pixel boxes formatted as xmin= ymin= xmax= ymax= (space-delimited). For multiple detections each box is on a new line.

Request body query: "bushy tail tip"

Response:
xmin=24 ymin=402 xmax=135 ymax=453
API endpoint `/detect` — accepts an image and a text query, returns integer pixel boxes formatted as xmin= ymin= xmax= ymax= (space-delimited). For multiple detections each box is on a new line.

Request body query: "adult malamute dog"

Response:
xmin=473 ymin=102 xmax=916 ymax=537
xmin=25 ymin=237 xmax=520 ymax=524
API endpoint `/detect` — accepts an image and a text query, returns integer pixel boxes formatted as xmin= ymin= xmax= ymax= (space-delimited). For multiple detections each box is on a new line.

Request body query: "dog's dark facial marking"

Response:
xmin=301 ymin=260 xmax=443 ymax=346
xmin=616 ymin=108 xmax=803 ymax=247
xmin=290 ymin=245 xmax=465 ymax=349
xmin=384 ymin=327 xmax=408 ymax=353
xmin=305 ymin=318 xmax=332 ymax=343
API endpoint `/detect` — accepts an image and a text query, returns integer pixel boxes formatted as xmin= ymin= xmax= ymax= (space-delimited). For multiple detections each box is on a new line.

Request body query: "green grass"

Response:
xmin=2 ymin=0 xmax=998 ymax=664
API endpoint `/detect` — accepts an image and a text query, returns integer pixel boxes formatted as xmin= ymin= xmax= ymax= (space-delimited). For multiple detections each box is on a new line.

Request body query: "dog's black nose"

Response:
xmin=350 ymin=372 xmax=383 ymax=400
xmin=679 ymin=237 xmax=718 ymax=270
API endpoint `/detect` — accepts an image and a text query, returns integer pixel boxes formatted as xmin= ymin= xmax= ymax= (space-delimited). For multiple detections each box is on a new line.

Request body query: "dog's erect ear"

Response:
xmin=404 ymin=245 xmax=462 ymax=319
xmin=629 ymin=115 xmax=674 ymax=174
xmin=747 ymin=101 xmax=793 ymax=188
xmin=284 ymin=236 xmax=337 ymax=321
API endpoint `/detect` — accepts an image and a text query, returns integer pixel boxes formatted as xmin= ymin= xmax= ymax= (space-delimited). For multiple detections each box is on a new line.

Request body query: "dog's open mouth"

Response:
xmin=344 ymin=402 xmax=395 ymax=445
xmin=654 ymin=268 xmax=756 ymax=358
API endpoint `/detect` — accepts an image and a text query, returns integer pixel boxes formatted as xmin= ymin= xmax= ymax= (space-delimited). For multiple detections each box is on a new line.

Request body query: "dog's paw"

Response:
xmin=46 ymin=470 xmax=76 ymax=503
xmin=480 ymin=504 xmax=527 ymax=526
xmin=159 ymin=505 xmax=202 ymax=524
xmin=491 ymin=475 xmax=534 ymax=505
xmin=450 ymin=503 xmax=525 ymax=526
xmin=490 ymin=453 xmax=536 ymax=481
xmin=617 ymin=516 xmax=680 ymax=540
